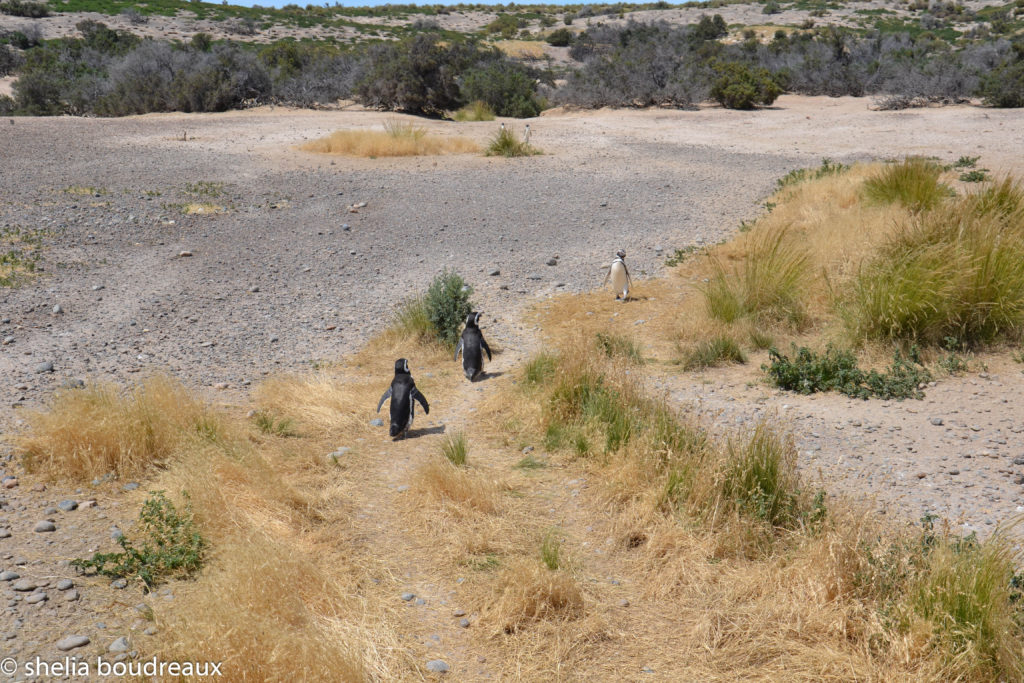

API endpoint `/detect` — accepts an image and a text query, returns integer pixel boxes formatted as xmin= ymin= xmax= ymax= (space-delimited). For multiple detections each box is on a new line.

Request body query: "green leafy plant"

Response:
xmin=665 ymin=244 xmax=699 ymax=266
xmin=765 ymin=344 xmax=932 ymax=400
xmin=777 ymin=158 xmax=850 ymax=189
xmin=441 ymin=431 xmax=468 ymax=467
xmin=710 ymin=61 xmax=782 ymax=110
xmin=254 ymin=411 xmax=296 ymax=436
xmin=681 ymin=336 xmax=747 ymax=370
xmin=71 ymin=491 xmax=206 ymax=590
xmin=959 ymin=169 xmax=989 ymax=183
xmin=540 ymin=527 xmax=562 ymax=570
xmin=424 ymin=269 xmax=474 ymax=348
xmin=451 ymin=100 xmax=495 ymax=122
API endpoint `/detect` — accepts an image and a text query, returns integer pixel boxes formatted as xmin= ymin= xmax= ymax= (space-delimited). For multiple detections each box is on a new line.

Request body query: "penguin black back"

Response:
xmin=376 ymin=358 xmax=429 ymax=439
xmin=454 ymin=312 xmax=492 ymax=382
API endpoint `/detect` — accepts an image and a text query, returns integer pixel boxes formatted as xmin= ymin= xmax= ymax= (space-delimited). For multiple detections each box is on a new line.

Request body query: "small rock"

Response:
xmin=916 ymin=472 xmax=927 ymax=479
xmin=522 ymin=446 xmax=534 ymax=454
xmin=415 ymin=598 xmax=426 ymax=605
xmin=2 ymin=478 xmax=16 ymax=489
xmin=111 ymin=578 xmax=128 ymax=589
xmin=930 ymin=417 xmax=944 ymax=426
xmin=52 ymin=304 xmax=64 ymax=314
xmin=12 ymin=579 xmax=35 ymax=591
xmin=0 ymin=528 xmax=11 ymax=537
xmin=452 ymin=609 xmax=466 ymax=617
xmin=458 ymin=618 xmax=470 ymax=628
xmin=401 ymin=592 xmax=416 ymax=602
xmin=370 ymin=418 xmax=384 ymax=427
xmin=1013 ymin=457 xmax=1024 ymax=466
xmin=58 ymin=500 xmax=78 ymax=512
xmin=488 ymin=268 xmax=500 ymax=276
xmin=425 ymin=660 xmax=449 ymax=674
xmin=109 ymin=636 xmax=130 ymax=653
xmin=122 ymin=482 xmax=140 ymax=491
xmin=56 ymin=635 xmax=90 ymax=651
xmin=144 ymin=627 xmax=157 ymax=636
xmin=65 ymin=589 xmax=80 ymax=601
xmin=56 ymin=579 xmax=73 ymax=590
xmin=34 ymin=521 xmax=56 ymax=533
xmin=527 ymin=273 xmax=542 ymax=280
xmin=34 ymin=361 xmax=55 ymax=374
xmin=0 ymin=571 xmax=20 ymax=581
xmin=26 ymin=592 xmax=47 ymax=604
xmin=178 ymin=250 xmax=193 ymax=257
xmin=91 ymin=284 xmax=105 ymax=291
xmin=111 ymin=528 xmax=124 ymax=540
xmin=619 ymin=599 xmax=630 ymax=607
xmin=546 ymin=258 xmax=558 ymax=266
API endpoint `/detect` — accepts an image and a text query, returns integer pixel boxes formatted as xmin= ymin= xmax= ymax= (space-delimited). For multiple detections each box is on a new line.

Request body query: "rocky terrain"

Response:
xmin=2 ymin=98 xmax=1024 ymax=678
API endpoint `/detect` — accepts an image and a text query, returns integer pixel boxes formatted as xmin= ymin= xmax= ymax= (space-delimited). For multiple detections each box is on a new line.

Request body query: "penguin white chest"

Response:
xmin=610 ymin=261 xmax=629 ymax=297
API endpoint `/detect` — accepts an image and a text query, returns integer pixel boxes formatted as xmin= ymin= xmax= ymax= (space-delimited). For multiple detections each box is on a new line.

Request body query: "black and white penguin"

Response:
xmin=454 ymin=312 xmax=492 ymax=382
xmin=376 ymin=358 xmax=430 ymax=439
xmin=602 ymin=249 xmax=632 ymax=301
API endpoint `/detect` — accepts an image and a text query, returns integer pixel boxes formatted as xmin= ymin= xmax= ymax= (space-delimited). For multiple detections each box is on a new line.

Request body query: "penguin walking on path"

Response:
xmin=376 ymin=358 xmax=430 ymax=439
xmin=454 ymin=312 xmax=492 ymax=381
xmin=603 ymin=249 xmax=632 ymax=301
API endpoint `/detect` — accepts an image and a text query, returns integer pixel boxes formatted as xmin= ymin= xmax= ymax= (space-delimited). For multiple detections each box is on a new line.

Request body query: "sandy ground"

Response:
xmin=2 ymin=97 xmax=1024 ymax=675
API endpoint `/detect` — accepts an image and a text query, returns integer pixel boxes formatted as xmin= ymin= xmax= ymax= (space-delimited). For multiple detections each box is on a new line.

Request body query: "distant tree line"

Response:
xmin=1 ymin=16 xmax=1023 ymax=116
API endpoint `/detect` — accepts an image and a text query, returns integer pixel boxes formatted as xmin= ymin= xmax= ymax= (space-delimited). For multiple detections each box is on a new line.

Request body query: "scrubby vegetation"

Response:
xmin=485 ymin=126 xmax=541 ymax=157
xmin=388 ymin=269 xmax=474 ymax=350
xmin=300 ymin=120 xmax=478 ymax=157
xmin=765 ymin=344 xmax=931 ymax=399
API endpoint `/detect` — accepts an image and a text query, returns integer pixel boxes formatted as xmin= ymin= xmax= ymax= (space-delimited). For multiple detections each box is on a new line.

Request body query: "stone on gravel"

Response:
xmin=459 ymin=618 xmax=470 ymax=628
xmin=401 ymin=592 xmax=415 ymax=601
xmin=57 ymin=579 xmax=74 ymax=590
xmin=34 ymin=361 xmax=54 ymax=374
xmin=0 ymin=527 xmax=11 ymax=537
xmin=34 ymin=521 xmax=56 ymax=533
xmin=56 ymin=635 xmax=90 ymax=651
xmin=527 ymin=273 xmax=542 ymax=280
xmin=52 ymin=304 xmax=64 ymax=314
xmin=452 ymin=609 xmax=466 ymax=617
xmin=929 ymin=417 xmax=944 ymax=426
xmin=179 ymin=250 xmax=193 ymax=257
xmin=546 ymin=258 xmax=558 ymax=266
xmin=65 ymin=590 xmax=80 ymax=601
xmin=109 ymin=636 xmax=130 ymax=653
xmin=0 ymin=571 xmax=20 ymax=581
xmin=26 ymin=592 xmax=47 ymax=604
xmin=426 ymin=660 xmax=449 ymax=673
xmin=111 ymin=578 xmax=128 ymax=589
xmin=58 ymin=500 xmax=79 ymax=512
xmin=488 ymin=268 xmax=500 ymax=276
xmin=370 ymin=418 xmax=384 ymax=427
xmin=12 ymin=579 xmax=35 ymax=591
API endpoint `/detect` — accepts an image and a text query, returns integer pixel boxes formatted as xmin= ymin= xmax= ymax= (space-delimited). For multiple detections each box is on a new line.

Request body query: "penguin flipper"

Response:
xmin=412 ymin=388 xmax=429 ymax=415
xmin=481 ymin=336 xmax=492 ymax=362
xmin=602 ymin=268 xmax=611 ymax=287
xmin=376 ymin=388 xmax=392 ymax=413
xmin=454 ymin=339 xmax=464 ymax=362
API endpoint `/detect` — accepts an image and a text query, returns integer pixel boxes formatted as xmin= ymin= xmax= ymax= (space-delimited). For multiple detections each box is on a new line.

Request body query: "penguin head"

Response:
xmin=394 ymin=358 xmax=409 ymax=375
xmin=465 ymin=312 xmax=480 ymax=328
xmin=616 ymin=249 xmax=626 ymax=259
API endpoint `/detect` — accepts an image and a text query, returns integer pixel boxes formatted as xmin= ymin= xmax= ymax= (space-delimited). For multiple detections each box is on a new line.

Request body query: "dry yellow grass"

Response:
xmin=18 ymin=375 xmax=215 ymax=481
xmin=414 ymin=456 xmax=502 ymax=514
xmin=493 ymin=39 xmax=546 ymax=59
xmin=484 ymin=561 xmax=585 ymax=635
xmin=254 ymin=373 xmax=375 ymax=439
xmin=301 ymin=120 xmax=479 ymax=157
xmin=182 ymin=202 xmax=225 ymax=215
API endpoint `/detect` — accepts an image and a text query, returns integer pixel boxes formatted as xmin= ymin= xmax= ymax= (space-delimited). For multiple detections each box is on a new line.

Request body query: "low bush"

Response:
xmin=460 ymin=60 xmax=543 ymax=118
xmin=451 ymin=100 xmax=495 ymax=121
xmin=425 ymin=269 xmax=474 ymax=349
xmin=595 ymin=332 xmax=643 ymax=363
xmin=0 ymin=0 xmax=48 ymax=17
xmin=485 ymin=127 xmax=541 ymax=157
xmin=776 ymin=158 xmax=850 ymax=189
xmin=765 ymin=344 xmax=931 ymax=400
xmin=710 ymin=61 xmax=783 ymax=110
xmin=72 ymin=491 xmax=206 ymax=590
xmin=546 ymin=28 xmax=574 ymax=46
xmin=681 ymin=336 xmax=747 ymax=370
xmin=441 ymin=431 xmax=468 ymax=467
xmin=978 ymin=42 xmax=1024 ymax=108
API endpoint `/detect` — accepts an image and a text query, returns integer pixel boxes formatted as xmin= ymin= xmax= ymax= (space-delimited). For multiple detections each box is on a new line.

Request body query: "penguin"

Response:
xmin=523 ymin=123 xmax=531 ymax=144
xmin=376 ymin=358 xmax=429 ymax=439
xmin=454 ymin=312 xmax=492 ymax=382
xmin=602 ymin=249 xmax=632 ymax=301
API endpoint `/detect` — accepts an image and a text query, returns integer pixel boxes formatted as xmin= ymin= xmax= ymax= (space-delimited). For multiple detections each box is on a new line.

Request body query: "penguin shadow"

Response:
xmin=403 ymin=424 xmax=447 ymax=439
xmin=472 ymin=370 xmax=505 ymax=382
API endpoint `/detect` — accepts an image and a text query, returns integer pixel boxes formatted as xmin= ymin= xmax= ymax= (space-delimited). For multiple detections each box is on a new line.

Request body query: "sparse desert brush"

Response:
xmin=414 ymin=456 xmax=499 ymax=513
xmin=254 ymin=373 xmax=371 ymax=438
xmin=19 ymin=375 xmax=215 ymax=481
xmin=441 ymin=431 xmax=469 ymax=466
xmin=301 ymin=120 xmax=479 ymax=157
xmin=451 ymin=100 xmax=495 ymax=121
xmin=485 ymin=127 xmax=541 ymax=157
xmin=679 ymin=334 xmax=746 ymax=370
xmin=382 ymin=269 xmax=475 ymax=351
xmin=862 ymin=157 xmax=952 ymax=212
xmin=594 ymin=331 xmax=643 ymax=363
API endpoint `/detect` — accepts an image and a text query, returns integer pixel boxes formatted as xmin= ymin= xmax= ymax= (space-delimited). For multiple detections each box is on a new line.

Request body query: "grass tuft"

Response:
xmin=680 ymin=335 xmax=746 ymax=370
xmin=451 ymin=100 xmax=496 ymax=121
xmin=485 ymin=127 xmax=541 ymax=157
xmin=540 ymin=527 xmax=562 ymax=570
xmin=441 ymin=431 xmax=468 ymax=467
xmin=594 ymin=332 xmax=643 ymax=363
xmin=301 ymin=120 xmax=478 ymax=157
xmin=862 ymin=157 xmax=951 ymax=212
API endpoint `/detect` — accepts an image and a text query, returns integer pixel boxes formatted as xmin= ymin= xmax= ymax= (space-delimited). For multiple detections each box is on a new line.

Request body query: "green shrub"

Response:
xmin=978 ymin=43 xmax=1024 ymax=108
xmin=959 ymin=169 xmax=988 ymax=183
xmin=862 ymin=158 xmax=951 ymax=212
xmin=762 ymin=0 xmax=782 ymax=14
xmin=692 ymin=13 xmax=728 ymax=40
xmin=254 ymin=412 xmax=296 ymax=437
xmin=425 ymin=269 xmax=474 ymax=348
xmin=681 ymin=336 xmax=747 ymax=370
xmin=486 ymin=13 xmax=520 ymax=38
xmin=0 ymin=0 xmax=48 ymax=17
xmin=765 ymin=344 xmax=931 ymax=400
xmin=524 ymin=351 xmax=558 ymax=386
xmin=540 ymin=527 xmax=562 ymax=570
xmin=546 ymin=28 xmax=574 ymax=46
xmin=460 ymin=61 xmax=543 ymax=118
xmin=485 ymin=127 xmax=540 ymax=157
xmin=710 ymin=62 xmax=782 ymax=110
xmin=71 ymin=491 xmax=206 ymax=590
xmin=441 ymin=431 xmax=468 ymax=467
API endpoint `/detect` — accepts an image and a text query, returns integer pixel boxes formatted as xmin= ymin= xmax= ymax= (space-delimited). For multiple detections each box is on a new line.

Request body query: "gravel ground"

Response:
xmin=2 ymin=101 xmax=1024 ymax=675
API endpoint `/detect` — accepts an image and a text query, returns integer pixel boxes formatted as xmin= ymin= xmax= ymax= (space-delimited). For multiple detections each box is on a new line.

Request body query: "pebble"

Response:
xmin=34 ymin=361 xmax=55 ymax=374
xmin=179 ymin=250 xmax=193 ymax=257
xmin=0 ymin=528 xmax=11 ymax=537
xmin=26 ymin=592 xmax=47 ymax=604
xmin=56 ymin=579 xmax=74 ymax=590
xmin=52 ymin=304 xmax=64 ymax=314
xmin=34 ymin=521 xmax=56 ymax=533
xmin=929 ymin=417 xmax=944 ymax=426
xmin=1 ymin=478 xmax=16 ymax=489
xmin=111 ymin=578 xmax=128 ymax=589
xmin=488 ymin=268 xmax=500 ymax=276
xmin=109 ymin=636 xmax=130 ymax=653
xmin=401 ymin=592 xmax=416 ymax=601
xmin=122 ymin=482 xmax=140 ymax=491
xmin=458 ymin=618 xmax=470 ymax=628
xmin=65 ymin=589 xmax=79 ymax=601
xmin=58 ymin=500 xmax=79 ymax=512
xmin=56 ymin=635 xmax=90 ymax=651
xmin=452 ymin=609 xmax=466 ymax=617
xmin=370 ymin=418 xmax=384 ymax=427
xmin=546 ymin=258 xmax=558 ymax=266
xmin=0 ymin=571 xmax=20 ymax=581
xmin=425 ymin=660 xmax=449 ymax=673
xmin=522 ymin=446 xmax=534 ymax=454
xmin=11 ymin=579 xmax=35 ymax=591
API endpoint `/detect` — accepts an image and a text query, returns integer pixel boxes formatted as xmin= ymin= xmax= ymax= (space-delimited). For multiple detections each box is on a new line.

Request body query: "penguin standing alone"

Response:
xmin=376 ymin=359 xmax=430 ymax=439
xmin=603 ymin=249 xmax=632 ymax=301
xmin=454 ymin=312 xmax=492 ymax=381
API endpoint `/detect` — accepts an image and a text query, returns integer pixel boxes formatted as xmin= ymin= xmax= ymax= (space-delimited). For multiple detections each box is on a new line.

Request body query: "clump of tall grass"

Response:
xmin=19 ymin=376 xmax=216 ymax=480
xmin=843 ymin=196 xmax=1024 ymax=346
xmin=680 ymin=335 xmax=746 ymax=370
xmin=701 ymin=227 xmax=810 ymax=327
xmin=451 ymin=100 xmax=496 ymax=121
xmin=594 ymin=332 xmax=643 ymax=363
xmin=301 ymin=120 xmax=479 ymax=157
xmin=776 ymin=157 xmax=850 ymax=190
xmin=485 ymin=127 xmax=541 ymax=157
xmin=862 ymin=157 xmax=951 ymax=212
xmin=719 ymin=423 xmax=801 ymax=529
xmin=441 ymin=431 xmax=468 ymax=467
xmin=540 ymin=527 xmax=562 ymax=570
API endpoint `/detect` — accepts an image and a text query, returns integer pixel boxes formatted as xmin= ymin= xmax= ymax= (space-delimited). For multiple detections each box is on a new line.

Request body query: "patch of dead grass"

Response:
xmin=301 ymin=121 xmax=479 ymax=157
